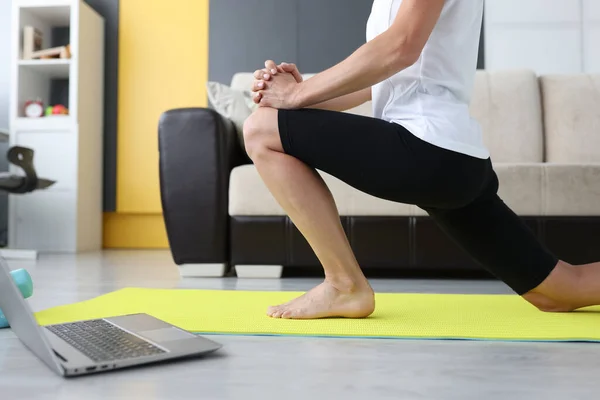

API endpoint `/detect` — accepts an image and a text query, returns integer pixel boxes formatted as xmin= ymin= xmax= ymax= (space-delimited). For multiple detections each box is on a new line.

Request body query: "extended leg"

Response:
xmin=424 ymin=173 xmax=600 ymax=312
xmin=243 ymin=107 xmax=375 ymax=319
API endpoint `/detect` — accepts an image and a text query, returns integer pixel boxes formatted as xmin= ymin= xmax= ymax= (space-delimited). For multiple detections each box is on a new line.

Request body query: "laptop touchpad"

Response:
xmin=140 ymin=327 xmax=196 ymax=343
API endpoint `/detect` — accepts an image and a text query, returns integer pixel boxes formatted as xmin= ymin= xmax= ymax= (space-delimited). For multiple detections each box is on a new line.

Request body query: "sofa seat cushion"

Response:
xmin=229 ymin=165 xmax=413 ymax=217
xmin=544 ymin=165 xmax=600 ymax=216
xmin=230 ymin=163 xmax=600 ymax=217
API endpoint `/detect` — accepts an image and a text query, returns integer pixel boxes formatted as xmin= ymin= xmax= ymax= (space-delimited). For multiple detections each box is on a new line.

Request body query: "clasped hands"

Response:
xmin=251 ymin=60 xmax=303 ymax=109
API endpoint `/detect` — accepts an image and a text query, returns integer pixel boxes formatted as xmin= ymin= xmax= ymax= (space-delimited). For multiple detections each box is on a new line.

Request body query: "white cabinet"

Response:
xmin=14 ymin=191 xmax=77 ymax=251
xmin=8 ymin=0 xmax=104 ymax=252
xmin=583 ymin=0 xmax=600 ymax=72
xmin=16 ymin=131 xmax=77 ymax=191
xmin=486 ymin=26 xmax=582 ymax=75
xmin=485 ymin=0 xmax=600 ymax=74
xmin=486 ymin=0 xmax=581 ymax=24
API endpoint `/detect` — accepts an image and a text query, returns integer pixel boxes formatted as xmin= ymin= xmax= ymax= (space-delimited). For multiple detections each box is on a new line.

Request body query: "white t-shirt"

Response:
xmin=367 ymin=0 xmax=490 ymax=159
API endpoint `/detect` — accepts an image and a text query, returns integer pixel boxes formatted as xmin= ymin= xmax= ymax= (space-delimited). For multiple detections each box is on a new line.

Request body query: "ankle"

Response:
xmin=324 ymin=274 xmax=371 ymax=294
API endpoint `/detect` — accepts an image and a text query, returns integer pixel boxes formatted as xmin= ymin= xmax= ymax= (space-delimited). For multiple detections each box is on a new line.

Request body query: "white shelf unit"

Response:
xmin=8 ymin=0 xmax=105 ymax=253
xmin=18 ymin=59 xmax=72 ymax=79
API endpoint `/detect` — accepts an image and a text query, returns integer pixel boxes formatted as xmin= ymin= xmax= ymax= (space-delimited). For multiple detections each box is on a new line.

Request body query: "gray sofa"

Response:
xmin=159 ymin=69 xmax=600 ymax=278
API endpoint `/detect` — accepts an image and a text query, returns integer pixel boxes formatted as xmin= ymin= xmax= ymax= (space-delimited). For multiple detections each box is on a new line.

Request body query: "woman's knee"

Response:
xmin=242 ymin=112 xmax=262 ymax=158
xmin=243 ymin=108 xmax=280 ymax=160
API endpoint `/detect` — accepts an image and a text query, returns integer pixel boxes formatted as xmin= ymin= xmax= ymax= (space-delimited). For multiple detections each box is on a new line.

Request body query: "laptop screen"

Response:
xmin=0 ymin=258 xmax=63 ymax=374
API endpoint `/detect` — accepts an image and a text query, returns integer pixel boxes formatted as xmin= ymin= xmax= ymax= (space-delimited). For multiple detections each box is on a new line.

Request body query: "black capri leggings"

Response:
xmin=277 ymin=108 xmax=558 ymax=295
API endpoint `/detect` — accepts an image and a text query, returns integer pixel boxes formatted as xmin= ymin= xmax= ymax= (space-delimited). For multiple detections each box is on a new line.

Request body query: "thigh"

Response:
xmin=278 ymin=108 xmax=427 ymax=204
xmin=278 ymin=108 xmax=487 ymax=207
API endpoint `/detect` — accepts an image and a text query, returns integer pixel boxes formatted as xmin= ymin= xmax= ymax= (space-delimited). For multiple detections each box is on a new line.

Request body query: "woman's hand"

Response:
xmin=254 ymin=71 xmax=301 ymax=109
xmin=252 ymin=60 xmax=303 ymax=107
xmin=254 ymin=60 xmax=303 ymax=84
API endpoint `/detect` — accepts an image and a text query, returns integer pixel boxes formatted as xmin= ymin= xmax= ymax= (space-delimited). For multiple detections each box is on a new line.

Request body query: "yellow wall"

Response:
xmin=105 ymin=0 xmax=210 ymax=248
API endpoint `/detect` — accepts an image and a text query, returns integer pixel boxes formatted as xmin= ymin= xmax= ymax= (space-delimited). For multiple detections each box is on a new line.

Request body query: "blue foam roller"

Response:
xmin=0 ymin=269 xmax=33 ymax=329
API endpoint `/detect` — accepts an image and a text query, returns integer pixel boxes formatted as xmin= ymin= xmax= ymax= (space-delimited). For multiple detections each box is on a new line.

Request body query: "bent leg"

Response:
xmin=243 ymin=107 xmax=374 ymax=319
xmin=243 ymin=106 xmax=502 ymax=319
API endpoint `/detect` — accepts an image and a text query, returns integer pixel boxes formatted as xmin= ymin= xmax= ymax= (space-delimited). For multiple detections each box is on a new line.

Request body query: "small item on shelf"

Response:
xmin=31 ymin=44 xmax=71 ymax=60
xmin=45 ymin=104 xmax=69 ymax=116
xmin=51 ymin=104 xmax=69 ymax=115
xmin=24 ymin=99 xmax=45 ymax=118
xmin=23 ymin=26 xmax=43 ymax=60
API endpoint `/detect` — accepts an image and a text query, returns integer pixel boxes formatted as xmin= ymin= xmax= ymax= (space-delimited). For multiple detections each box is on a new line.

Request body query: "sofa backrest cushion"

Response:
xmin=541 ymin=74 xmax=600 ymax=163
xmin=470 ymin=69 xmax=544 ymax=163
xmin=230 ymin=73 xmax=257 ymax=92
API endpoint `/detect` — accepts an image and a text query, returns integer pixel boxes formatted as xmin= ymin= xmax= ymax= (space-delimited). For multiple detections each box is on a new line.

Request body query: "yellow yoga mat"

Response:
xmin=35 ymin=288 xmax=600 ymax=342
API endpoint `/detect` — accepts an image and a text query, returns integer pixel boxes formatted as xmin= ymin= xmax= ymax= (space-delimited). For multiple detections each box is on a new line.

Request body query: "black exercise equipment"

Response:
xmin=0 ymin=146 xmax=55 ymax=194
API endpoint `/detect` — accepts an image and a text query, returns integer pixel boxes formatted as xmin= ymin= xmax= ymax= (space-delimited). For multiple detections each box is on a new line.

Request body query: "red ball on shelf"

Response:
xmin=52 ymin=104 xmax=69 ymax=115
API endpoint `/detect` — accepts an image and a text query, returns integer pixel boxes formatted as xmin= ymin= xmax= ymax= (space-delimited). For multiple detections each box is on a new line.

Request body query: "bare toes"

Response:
xmin=283 ymin=308 xmax=306 ymax=319
xmin=266 ymin=307 xmax=274 ymax=317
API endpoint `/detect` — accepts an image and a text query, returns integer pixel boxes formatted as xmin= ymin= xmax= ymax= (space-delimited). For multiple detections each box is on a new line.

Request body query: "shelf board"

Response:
xmin=13 ymin=116 xmax=74 ymax=132
xmin=19 ymin=59 xmax=71 ymax=79
xmin=17 ymin=1 xmax=71 ymax=25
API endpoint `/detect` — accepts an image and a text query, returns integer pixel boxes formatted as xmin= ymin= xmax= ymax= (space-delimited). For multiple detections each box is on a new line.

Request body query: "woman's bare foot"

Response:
xmin=522 ymin=292 xmax=575 ymax=312
xmin=522 ymin=260 xmax=600 ymax=312
xmin=267 ymin=279 xmax=375 ymax=319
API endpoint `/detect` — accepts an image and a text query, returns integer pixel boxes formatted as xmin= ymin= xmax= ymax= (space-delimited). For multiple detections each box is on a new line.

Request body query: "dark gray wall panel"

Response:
xmin=85 ymin=0 xmax=118 ymax=212
xmin=0 ymin=140 xmax=7 ymax=245
xmin=478 ymin=18 xmax=485 ymax=69
xmin=209 ymin=0 xmax=298 ymax=85
xmin=209 ymin=0 xmax=485 ymax=81
xmin=297 ymin=0 xmax=372 ymax=73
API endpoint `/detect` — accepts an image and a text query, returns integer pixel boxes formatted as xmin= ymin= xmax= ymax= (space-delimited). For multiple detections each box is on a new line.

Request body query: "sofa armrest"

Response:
xmin=159 ymin=107 xmax=248 ymax=265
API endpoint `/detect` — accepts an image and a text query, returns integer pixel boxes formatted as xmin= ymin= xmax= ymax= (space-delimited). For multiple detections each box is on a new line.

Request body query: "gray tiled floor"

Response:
xmin=1 ymin=250 xmax=599 ymax=400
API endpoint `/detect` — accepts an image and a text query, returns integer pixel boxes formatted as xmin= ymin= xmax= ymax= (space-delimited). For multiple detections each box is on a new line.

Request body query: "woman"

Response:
xmin=243 ymin=0 xmax=600 ymax=319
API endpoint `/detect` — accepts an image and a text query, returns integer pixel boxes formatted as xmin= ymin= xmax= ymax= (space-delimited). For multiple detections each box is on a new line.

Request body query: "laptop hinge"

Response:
xmin=53 ymin=349 xmax=68 ymax=363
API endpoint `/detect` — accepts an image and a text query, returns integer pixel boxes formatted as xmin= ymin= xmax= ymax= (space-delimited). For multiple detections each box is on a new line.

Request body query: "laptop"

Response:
xmin=0 ymin=258 xmax=222 ymax=377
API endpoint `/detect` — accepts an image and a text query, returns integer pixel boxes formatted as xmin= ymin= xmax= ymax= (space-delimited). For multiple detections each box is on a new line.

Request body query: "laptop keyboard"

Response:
xmin=47 ymin=319 xmax=167 ymax=362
